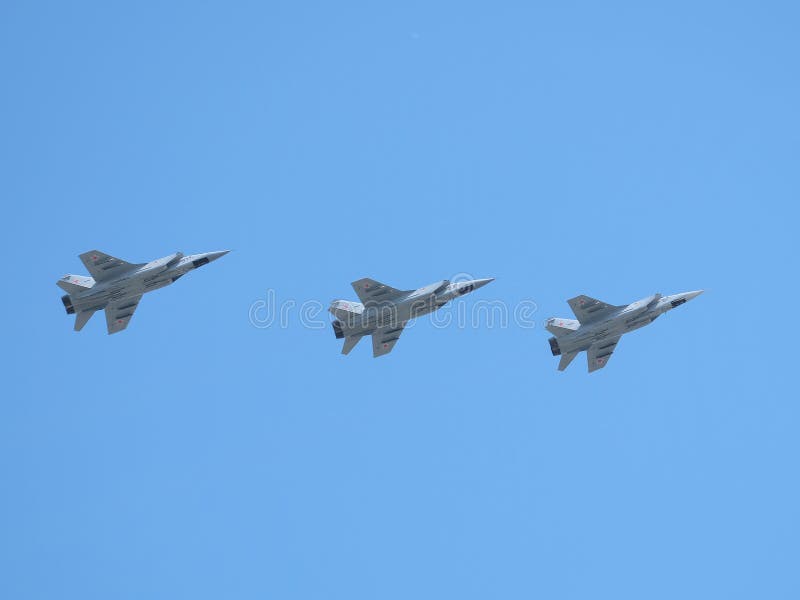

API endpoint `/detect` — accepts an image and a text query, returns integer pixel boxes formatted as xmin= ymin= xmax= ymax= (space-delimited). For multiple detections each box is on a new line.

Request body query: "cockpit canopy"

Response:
xmin=414 ymin=280 xmax=450 ymax=298
xmin=165 ymin=252 xmax=184 ymax=268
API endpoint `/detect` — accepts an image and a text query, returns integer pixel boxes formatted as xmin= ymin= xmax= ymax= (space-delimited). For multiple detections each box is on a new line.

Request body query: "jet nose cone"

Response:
xmin=207 ymin=250 xmax=230 ymax=262
xmin=668 ymin=289 xmax=703 ymax=309
xmin=471 ymin=278 xmax=495 ymax=290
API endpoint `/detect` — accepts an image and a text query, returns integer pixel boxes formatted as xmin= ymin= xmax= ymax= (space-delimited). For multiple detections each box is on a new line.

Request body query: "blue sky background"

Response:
xmin=1 ymin=1 xmax=798 ymax=598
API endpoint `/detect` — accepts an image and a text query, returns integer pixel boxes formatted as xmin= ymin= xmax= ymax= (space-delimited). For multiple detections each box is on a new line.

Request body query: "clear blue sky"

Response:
xmin=1 ymin=2 xmax=798 ymax=598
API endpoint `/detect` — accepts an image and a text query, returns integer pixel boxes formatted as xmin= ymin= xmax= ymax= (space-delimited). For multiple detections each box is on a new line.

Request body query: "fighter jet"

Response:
xmin=57 ymin=249 xmax=229 ymax=334
xmin=546 ymin=290 xmax=703 ymax=372
xmin=330 ymin=277 xmax=494 ymax=357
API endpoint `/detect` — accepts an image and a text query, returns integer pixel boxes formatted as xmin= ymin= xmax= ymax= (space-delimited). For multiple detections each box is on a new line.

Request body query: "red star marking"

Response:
xmin=92 ymin=255 xmax=98 ymax=260
xmin=383 ymin=343 xmax=388 ymax=348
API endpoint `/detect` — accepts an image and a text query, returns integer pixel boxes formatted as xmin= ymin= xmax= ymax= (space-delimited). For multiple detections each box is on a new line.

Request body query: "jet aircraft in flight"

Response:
xmin=547 ymin=290 xmax=703 ymax=372
xmin=57 ymin=249 xmax=229 ymax=334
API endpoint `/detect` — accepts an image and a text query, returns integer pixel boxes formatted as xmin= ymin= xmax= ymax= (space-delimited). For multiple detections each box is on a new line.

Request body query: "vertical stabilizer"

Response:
xmin=57 ymin=275 xmax=95 ymax=295
xmin=546 ymin=317 xmax=580 ymax=337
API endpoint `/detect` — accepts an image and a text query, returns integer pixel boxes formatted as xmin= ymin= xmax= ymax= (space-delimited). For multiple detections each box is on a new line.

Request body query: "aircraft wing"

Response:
xmin=104 ymin=294 xmax=143 ymax=334
xmin=80 ymin=250 xmax=142 ymax=282
xmin=352 ymin=278 xmax=407 ymax=305
xmin=371 ymin=323 xmax=406 ymax=357
xmin=587 ymin=336 xmax=621 ymax=372
xmin=567 ymin=295 xmax=620 ymax=324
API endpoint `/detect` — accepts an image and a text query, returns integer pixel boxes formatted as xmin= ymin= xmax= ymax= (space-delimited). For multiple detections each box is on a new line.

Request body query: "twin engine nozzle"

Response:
xmin=61 ymin=295 xmax=75 ymax=315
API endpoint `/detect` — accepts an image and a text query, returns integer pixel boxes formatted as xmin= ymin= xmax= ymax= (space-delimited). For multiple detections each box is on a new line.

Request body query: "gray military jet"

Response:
xmin=57 ymin=249 xmax=229 ymax=334
xmin=330 ymin=277 xmax=494 ymax=357
xmin=547 ymin=290 xmax=703 ymax=372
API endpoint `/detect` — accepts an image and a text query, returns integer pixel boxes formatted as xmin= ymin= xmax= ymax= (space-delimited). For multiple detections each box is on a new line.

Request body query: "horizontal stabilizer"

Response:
xmin=74 ymin=310 xmax=95 ymax=331
xmin=342 ymin=336 xmax=362 ymax=355
xmin=558 ymin=352 xmax=578 ymax=371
